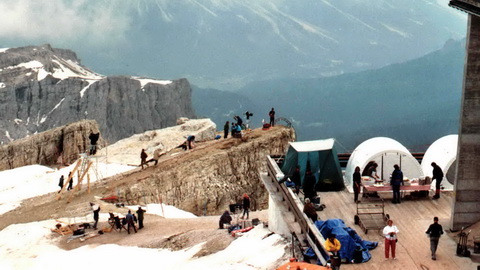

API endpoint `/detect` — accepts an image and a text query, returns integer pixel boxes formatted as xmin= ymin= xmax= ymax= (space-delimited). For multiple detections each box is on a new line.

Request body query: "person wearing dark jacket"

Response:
xmin=353 ymin=166 xmax=362 ymax=203
xmin=303 ymin=169 xmax=317 ymax=201
xmin=223 ymin=121 xmax=230 ymax=139
xmin=268 ymin=108 xmax=275 ymax=126
xmin=303 ymin=198 xmax=318 ymax=222
xmin=125 ymin=210 xmax=137 ymax=234
xmin=58 ymin=175 xmax=64 ymax=193
xmin=241 ymin=193 xmax=250 ymax=219
xmin=67 ymin=172 xmax=73 ymax=191
xmin=234 ymin=116 xmax=243 ymax=127
xmin=90 ymin=202 xmax=100 ymax=230
xmin=136 ymin=207 xmax=146 ymax=229
xmin=425 ymin=217 xmax=443 ymax=260
xmin=88 ymin=132 xmax=100 ymax=155
xmin=390 ymin=164 xmax=404 ymax=204
xmin=291 ymin=166 xmax=301 ymax=194
xmin=291 ymin=166 xmax=301 ymax=187
xmin=219 ymin=210 xmax=233 ymax=229
xmin=140 ymin=149 xmax=148 ymax=169
xmin=431 ymin=162 xmax=444 ymax=199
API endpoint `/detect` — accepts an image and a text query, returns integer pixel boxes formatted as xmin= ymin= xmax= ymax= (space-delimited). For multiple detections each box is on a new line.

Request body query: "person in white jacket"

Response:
xmin=383 ymin=219 xmax=399 ymax=260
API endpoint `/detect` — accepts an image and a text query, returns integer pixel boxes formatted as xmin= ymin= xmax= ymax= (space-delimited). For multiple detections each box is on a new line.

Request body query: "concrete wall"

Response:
xmin=267 ymin=196 xmax=291 ymax=237
xmin=451 ymin=14 xmax=480 ymax=230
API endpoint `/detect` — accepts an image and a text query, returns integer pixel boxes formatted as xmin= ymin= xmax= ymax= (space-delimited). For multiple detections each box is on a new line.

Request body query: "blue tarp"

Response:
xmin=315 ymin=219 xmax=377 ymax=263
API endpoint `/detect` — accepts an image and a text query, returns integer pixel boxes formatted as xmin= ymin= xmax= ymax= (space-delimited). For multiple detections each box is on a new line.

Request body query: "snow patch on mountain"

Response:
xmin=321 ymin=0 xmax=376 ymax=31
xmin=134 ymin=77 xmax=173 ymax=91
xmin=51 ymin=56 xmax=103 ymax=80
xmin=382 ymin=23 xmax=409 ymax=38
xmin=40 ymin=98 xmax=65 ymax=124
xmin=79 ymin=79 xmax=98 ymax=98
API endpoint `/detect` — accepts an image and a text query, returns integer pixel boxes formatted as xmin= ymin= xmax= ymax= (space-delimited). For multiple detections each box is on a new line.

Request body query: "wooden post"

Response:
xmin=67 ymin=161 xmax=92 ymax=203
xmin=87 ymin=174 xmax=91 ymax=194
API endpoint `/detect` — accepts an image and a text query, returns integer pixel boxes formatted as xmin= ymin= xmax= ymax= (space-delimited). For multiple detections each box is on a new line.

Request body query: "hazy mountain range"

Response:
xmin=194 ymin=38 xmax=465 ymax=151
xmin=0 ymin=0 xmax=466 ymax=90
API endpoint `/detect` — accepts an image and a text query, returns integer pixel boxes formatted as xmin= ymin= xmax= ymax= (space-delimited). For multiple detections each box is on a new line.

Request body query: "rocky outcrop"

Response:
xmin=114 ymin=126 xmax=295 ymax=215
xmin=0 ymin=44 xmax=196 ymax=145
xmin=0 ymin=120 xmax=100 ymax=171
xmin=98 ymin=119 xmax=216 ymax=165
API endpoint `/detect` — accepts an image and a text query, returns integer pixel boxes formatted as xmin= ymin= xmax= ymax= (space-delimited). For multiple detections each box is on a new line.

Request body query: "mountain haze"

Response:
xmin=0 ymin=0 xmax=466 ymax=90
xmin=194 ymin=38 xmax=465 ymax=151
xmin=240 ymin=39 xmax=465 ymax=151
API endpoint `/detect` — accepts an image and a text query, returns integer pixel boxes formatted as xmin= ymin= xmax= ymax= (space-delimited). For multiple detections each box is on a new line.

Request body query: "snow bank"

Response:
xmin=127 ymin=203 xmax=198 ymax=219
xmin=0 ymin=220 xmax=286 ymax=270
xmin=0 ymin=163 xmax=135 ymax=215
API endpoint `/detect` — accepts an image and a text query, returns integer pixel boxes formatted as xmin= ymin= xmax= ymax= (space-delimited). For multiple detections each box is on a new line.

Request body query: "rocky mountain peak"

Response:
xmin=0 ymin=44 xmax=196 ymax=144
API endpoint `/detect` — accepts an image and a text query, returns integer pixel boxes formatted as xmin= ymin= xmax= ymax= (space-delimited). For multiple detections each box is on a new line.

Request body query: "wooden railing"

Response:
xmin=263 ymin=155 xmax=329 ymax=265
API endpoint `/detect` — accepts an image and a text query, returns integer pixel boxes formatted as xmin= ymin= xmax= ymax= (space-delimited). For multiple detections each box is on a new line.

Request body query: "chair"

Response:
xmin=108 ymin=213 xmax=116 ymax=230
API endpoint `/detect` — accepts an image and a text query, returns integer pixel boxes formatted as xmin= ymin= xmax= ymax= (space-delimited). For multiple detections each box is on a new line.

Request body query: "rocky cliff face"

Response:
xmin=0 ymin=120 xmax=100 ymax=171
xmin=0 ymin=44 xmax=195 ymax=145
xmin=113 ymin=126 xmax=295 ymax=215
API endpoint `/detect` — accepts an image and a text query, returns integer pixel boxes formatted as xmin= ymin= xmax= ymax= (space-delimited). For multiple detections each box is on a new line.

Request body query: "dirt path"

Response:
xmin=56 ymin=210 xmax=268 ymax=256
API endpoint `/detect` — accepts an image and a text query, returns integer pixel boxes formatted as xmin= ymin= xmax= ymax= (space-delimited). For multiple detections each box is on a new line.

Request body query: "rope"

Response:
xmin=334 ymin=138 xmax=350 ymax=153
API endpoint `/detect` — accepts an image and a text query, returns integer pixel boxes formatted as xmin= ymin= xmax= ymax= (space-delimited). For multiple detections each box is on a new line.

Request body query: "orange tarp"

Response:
xmin=276 ymin=262 xmax=328 ymax=270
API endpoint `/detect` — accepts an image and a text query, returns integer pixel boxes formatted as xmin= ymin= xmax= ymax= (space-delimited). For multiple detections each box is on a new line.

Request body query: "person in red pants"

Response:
xmin=383 ymin=219 xmax=399 ymax=260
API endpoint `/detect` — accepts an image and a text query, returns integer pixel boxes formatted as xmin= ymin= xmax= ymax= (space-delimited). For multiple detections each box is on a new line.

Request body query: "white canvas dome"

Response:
xmin=421 ymin=135 xmax=458 ymax=191
xmin=345 ymin=137 xmax=424 ymax=191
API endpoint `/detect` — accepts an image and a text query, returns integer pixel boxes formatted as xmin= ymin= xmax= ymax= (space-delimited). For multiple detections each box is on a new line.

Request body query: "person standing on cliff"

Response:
xmin=224 ymin=121 xmax=230 ymax=139
xmin=140 ymin=149 xmax=148 ymax=169
xmin=268 ymin=108 xmax=275 ymax=127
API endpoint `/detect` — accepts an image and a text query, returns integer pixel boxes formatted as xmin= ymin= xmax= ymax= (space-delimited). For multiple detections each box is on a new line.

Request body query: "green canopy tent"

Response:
xmin=281 ymin=139 xmax=344 ymax=191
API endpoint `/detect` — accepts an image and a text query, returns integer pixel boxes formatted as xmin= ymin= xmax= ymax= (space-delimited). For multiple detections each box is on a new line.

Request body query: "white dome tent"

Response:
xmin=344 ymin=137 xmax=424 ymax=192
xmin=421 ymin=135 xmax=458 ymax=191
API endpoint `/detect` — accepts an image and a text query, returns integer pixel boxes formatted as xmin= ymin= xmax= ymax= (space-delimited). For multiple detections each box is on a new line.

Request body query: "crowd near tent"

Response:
xmin=281 ymin=139 xmax=344 ymax=191
xmin=344 ymin=137 xmax=423 ymax=191
xmin=421 ymin=135 xmax=458 ymax=191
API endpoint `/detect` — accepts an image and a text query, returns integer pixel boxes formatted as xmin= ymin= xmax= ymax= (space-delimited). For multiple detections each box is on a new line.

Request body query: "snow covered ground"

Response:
xmin=0 ymin=218 xmax=285 ymax=270
xmin=0 ymin=163 xmax=135 ymax=215
xmin=0 ymin=163 xmax=287 ymax=270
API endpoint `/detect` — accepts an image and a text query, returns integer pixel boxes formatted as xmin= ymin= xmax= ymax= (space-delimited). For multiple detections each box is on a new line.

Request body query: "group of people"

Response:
xmin=352 ymin=161 xmax=444 ymax=204
xmin=58 ymin=171 xmax=75 ymax=193
xmin=224 ymin=114 xmax=246 ymax=139
xmin=218 ymin=193 xmax=251 ymax=229
xmin=221 ymin=108 xmax=278 ymax=139
xmin=91 ymin=202 xmax=146 ymax=234
xmin=140 ymin=147 xmax=167 ymax=169
xmin=382 ymin=217 xmax=443 ymax=261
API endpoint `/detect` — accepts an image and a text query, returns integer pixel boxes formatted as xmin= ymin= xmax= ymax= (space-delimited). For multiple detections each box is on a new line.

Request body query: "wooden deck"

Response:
xmin=316 ymin=190 xmax=479 ymax=270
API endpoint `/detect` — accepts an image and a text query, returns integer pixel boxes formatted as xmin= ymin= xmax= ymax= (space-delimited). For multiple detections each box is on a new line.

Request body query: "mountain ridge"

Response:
xmin=0 ymin=44 xmax=196 ymax=144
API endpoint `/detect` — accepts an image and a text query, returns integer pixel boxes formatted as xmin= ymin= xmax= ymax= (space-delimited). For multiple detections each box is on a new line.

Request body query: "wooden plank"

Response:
xmin=316 ymin=190 xmax=478 ymax=270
